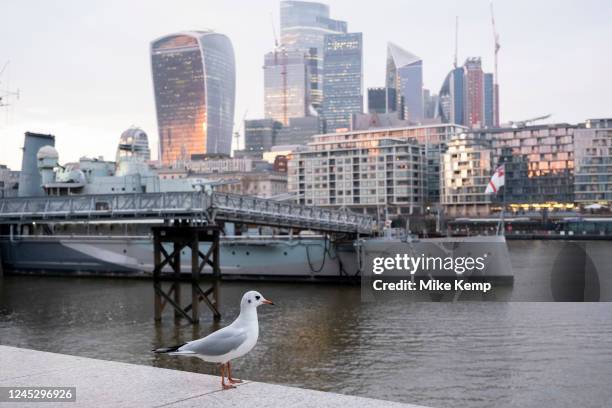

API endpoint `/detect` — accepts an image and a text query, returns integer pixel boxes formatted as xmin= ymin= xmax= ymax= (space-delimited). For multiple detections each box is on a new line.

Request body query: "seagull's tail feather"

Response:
xmin=152 ymin=343 xmax=187 ymax=354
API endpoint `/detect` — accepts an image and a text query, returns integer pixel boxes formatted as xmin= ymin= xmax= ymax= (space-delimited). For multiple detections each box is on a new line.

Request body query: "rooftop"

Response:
xmin=387 ymin=42 xmax=421 ymax=67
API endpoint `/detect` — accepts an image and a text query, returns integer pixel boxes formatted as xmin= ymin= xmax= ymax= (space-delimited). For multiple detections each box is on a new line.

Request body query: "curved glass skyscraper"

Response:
xmin=151 ymin=31 xmax=235 ymax=164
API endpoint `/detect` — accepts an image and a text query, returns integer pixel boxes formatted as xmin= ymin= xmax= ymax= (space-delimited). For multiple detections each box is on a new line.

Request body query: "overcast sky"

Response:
xmin=1 ymin=0 xmax=611 ymax=169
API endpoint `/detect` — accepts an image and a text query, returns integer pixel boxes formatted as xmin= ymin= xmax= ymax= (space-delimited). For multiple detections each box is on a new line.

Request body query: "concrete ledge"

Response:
xmin=0 ymin=345 xmax=427 ymax=407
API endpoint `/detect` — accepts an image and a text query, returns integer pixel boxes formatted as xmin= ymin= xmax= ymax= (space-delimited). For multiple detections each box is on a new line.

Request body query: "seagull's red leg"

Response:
xmin=220 ymin=363 xmax=235 ymax=390
xmin=227 ymin=361 xmax=243 ymax=384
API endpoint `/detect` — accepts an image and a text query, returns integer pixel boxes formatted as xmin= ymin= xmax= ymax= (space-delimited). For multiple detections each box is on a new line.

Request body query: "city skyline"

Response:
xmin=1 ymin=0 xmax=611 ymax=169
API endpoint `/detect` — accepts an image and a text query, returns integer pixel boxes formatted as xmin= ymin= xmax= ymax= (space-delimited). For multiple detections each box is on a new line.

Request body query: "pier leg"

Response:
xmin=173 ymin=241 xmax=182 ymax=321
xmin=212 ymin=228 xmax=221 ymax=320
xmin=153 ymin=232 xmax=162 ymax=322
xmin=152 ymin=226 xmax=221 ymax=324
xmin=191 ymin=232 xmax=200 ymax=323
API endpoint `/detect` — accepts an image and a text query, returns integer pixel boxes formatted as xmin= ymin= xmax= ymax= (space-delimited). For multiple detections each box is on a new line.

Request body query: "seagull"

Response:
xmin=154 ymin=290 xmax=274 ymax=389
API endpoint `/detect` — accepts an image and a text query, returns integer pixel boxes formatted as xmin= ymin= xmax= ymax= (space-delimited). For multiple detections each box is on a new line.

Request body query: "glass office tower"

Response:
xmin=367 ymin=88 xmax=387 ymax=113
xmin=151 ymin=31 xmax=235 ymax=164
xmin=321 ymin=32 xmax=363 ymax=132
xmin=280 ymin=0 xmax=347 ymax=112
xmin=244 ymin=119 xmax=283 ymax=154
xmin=263 ymin=49 xmax=310 ymax=125
xmin=484 ymin=73 xmax=495 ymax=128
xmin=386 ymin=42 xmax=423 ymax=121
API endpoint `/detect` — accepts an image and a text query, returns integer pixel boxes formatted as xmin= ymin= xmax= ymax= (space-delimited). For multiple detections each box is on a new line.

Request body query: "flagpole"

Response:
xmin=497 ymin=170 xmax=506 ymax=236
xmin=486 ymin=164 xmax=505 ymax=235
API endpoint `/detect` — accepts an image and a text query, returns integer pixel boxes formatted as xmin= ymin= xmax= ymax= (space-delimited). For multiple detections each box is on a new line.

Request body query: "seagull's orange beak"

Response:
xmin=262 ymin=299 xmax=274 ymax=305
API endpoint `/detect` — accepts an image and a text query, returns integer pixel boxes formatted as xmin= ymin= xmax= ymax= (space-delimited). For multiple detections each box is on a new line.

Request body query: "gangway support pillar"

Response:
xmin=153 ymin=225 xmax=222 ymax=324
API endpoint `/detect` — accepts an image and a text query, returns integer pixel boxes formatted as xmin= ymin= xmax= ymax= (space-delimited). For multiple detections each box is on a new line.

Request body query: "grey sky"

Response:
xmin=1 ymin=0 xmax=611 ymax=169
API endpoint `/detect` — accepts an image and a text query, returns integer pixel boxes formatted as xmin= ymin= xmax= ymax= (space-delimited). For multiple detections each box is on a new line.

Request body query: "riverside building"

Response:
xmin=440 ymin=133 xmax=495 ymax=217
xmin=288 ymin=124 xmax=465 ymax=215
xmin=441 ymin=123 xmax=579 ymax=217
xmin=574 ymin=118 xmax=612 ymax=204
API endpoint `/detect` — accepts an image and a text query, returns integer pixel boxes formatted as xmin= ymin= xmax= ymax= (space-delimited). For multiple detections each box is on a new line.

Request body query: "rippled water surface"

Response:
xmin=1 ymin=241 xmax=612 ymax=408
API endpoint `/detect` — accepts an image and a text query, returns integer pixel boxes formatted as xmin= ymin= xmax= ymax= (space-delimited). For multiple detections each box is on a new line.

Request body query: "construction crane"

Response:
xmin=232 ymin=109 xmax=248 ymax=153
xmin=508 ymin=114 xmax=552 ymax=128
xmin=453 ymin=16 xmax=459 ymax=69
xmin=490 ymin=2 xmax=501 ymax=126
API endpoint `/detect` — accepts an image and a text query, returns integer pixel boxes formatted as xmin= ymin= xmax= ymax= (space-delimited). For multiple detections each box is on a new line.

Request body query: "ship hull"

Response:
xmin=0 ymin=236 xmax=358 ymax=280
xmin=0 ymin=235 xmax=515 ymax=282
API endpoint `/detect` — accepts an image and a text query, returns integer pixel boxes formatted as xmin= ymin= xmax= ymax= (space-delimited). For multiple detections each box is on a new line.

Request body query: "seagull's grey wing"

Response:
xmin=179 ymin=326 xmax=247 ymax=356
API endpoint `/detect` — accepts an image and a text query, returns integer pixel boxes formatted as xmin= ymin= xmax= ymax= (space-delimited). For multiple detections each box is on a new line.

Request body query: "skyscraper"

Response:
xmin=151 ymin=31 xmax=235 ymax=165
xmin=452 ymin=67 xmax=465 ymax=125
xmin=280 ymin=1 xmax=347 ymax=112
xmin=437 ymin=62 xmax=499 ymax=129
xmin=244 ymin=119 xmax=283 ymax=154
xmin=463 ymin=57 xmax=484 ymax=128
xmin=276 ymin=116 xmax=321 ymax=145
xmin=368 ymin=88 xmax=387 ymax=113
xmin=423 ymin=88 xmax=438 ymax=119
xmin=386 ymin=42 xmax=423 ymax=121
xmin=263 ymin=49 xmax=311 ymax=125
xmin=321 ymin=32 xmax=363 ymax=132
xmin=483 ymin=72 xmax=495 ymax=128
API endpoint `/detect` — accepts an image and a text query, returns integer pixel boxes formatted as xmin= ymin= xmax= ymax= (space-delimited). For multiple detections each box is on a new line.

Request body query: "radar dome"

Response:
xmin=36 ymin=145 xmax=59 ymax=160
xmin=117 ymin=127 xmax=151 ymax=162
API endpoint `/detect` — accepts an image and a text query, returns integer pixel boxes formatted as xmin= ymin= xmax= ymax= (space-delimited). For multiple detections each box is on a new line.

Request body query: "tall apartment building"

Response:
xmin=574 ymin=118 xmax=612 ymax=204
xmin=440 ymin=133 xmax=495 ymax=217
xmin=463 ymin=58 xmax=485 ymax=128
xmin=441 ymin=124 xmax=578 ymax=216
xmin=289 ymin=137 xmax=425 ymax=215
xmin=437 ymin=60 xmax=497 ymax=129
xmin=488 ymin=124 xmax=576 ymax=204
xmin=288 ymin=124 xmax=464 ymax=214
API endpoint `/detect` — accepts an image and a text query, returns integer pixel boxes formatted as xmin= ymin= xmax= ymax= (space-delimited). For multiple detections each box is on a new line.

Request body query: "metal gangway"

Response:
xmin=0 ymin=191 xmax=375 ymax=235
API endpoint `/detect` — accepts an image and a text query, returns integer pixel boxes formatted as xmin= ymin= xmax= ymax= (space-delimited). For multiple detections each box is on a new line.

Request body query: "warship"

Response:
xmin=0 ymin=132 xmax=359 ymax=279
xmin=0 ymin=132 xmax=514 ymax=281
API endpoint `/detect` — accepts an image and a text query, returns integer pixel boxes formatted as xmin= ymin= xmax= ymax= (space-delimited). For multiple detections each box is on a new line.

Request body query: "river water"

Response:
xmin=1 ymin=241 xmax=612 ymax=408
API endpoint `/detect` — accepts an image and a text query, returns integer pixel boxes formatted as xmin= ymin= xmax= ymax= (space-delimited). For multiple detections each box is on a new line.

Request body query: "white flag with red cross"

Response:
xmin=485 ymin=164 xmax=505 ymax=194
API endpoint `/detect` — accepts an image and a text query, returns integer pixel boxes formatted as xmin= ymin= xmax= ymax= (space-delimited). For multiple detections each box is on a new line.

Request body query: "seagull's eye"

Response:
xmin=248 ymin=299 xmax=251 ymax=304
xmin=255 ymin=295 xmax=261 ymax=300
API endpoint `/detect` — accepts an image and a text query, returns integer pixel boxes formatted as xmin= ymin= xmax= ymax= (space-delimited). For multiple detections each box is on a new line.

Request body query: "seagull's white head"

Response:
xmin=241 ymin=290 xmax=274 ymax=309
